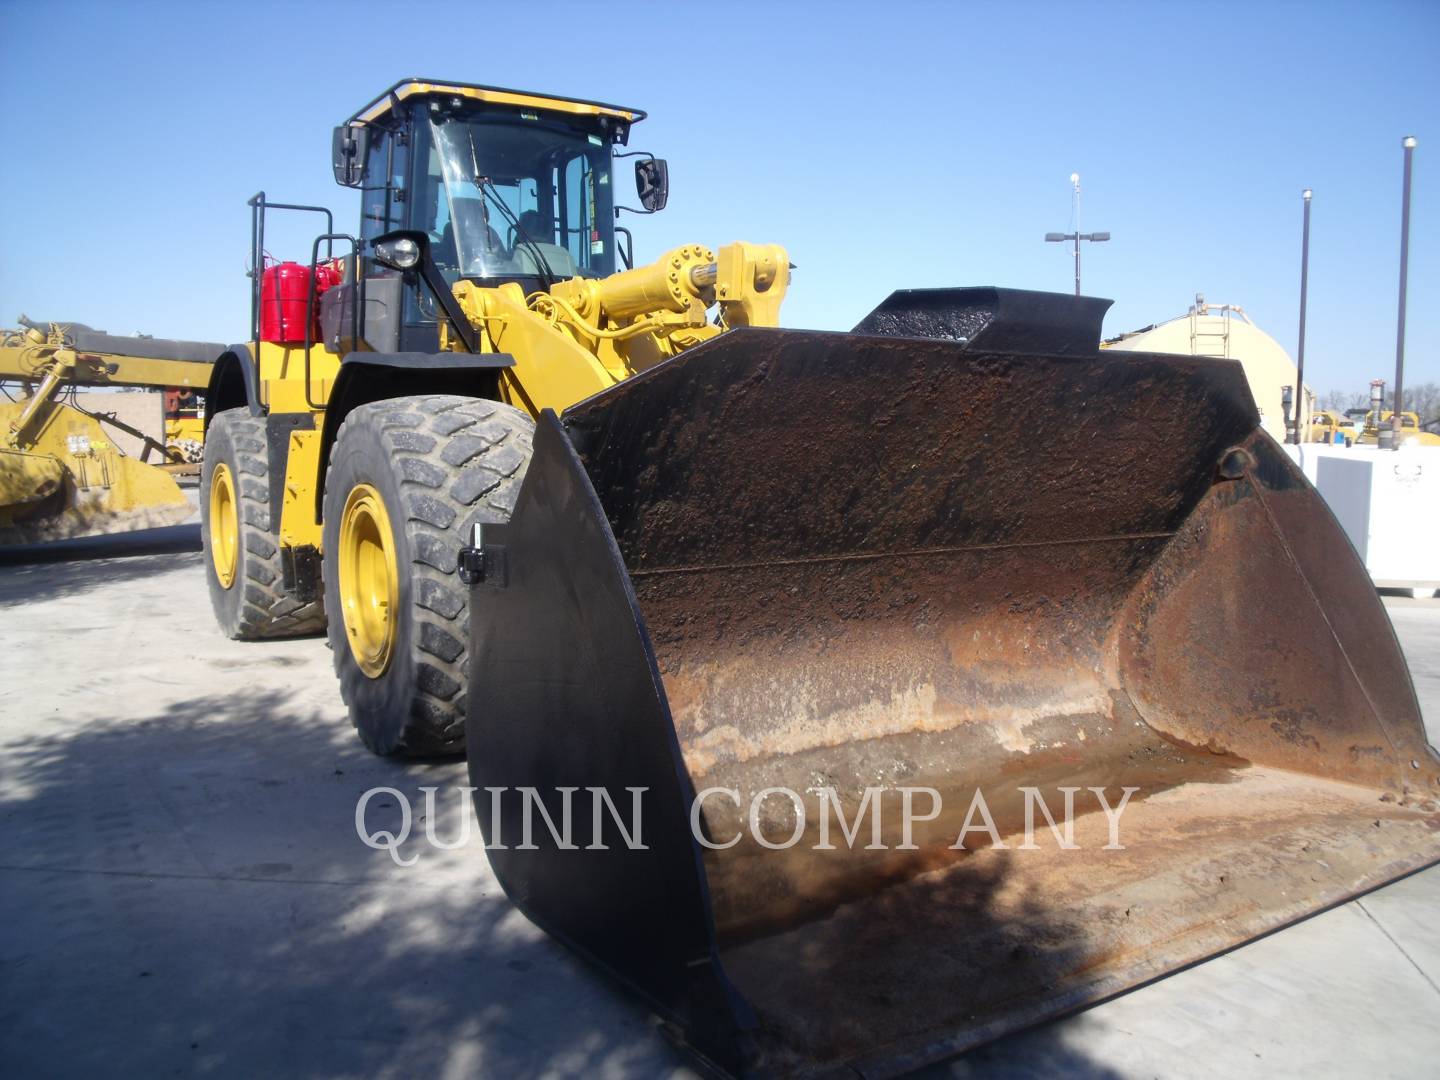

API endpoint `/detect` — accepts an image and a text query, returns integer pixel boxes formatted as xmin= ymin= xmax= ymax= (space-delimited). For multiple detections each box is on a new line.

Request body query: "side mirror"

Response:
xmin=635 ymin=158 xmax=669 ymax=212
xmin=332 ymin=124 xmax=370 ymax=187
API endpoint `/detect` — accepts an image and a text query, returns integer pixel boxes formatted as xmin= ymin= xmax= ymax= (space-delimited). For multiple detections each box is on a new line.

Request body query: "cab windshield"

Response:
xmin=420 ymin=113 xmax=616 ymax=283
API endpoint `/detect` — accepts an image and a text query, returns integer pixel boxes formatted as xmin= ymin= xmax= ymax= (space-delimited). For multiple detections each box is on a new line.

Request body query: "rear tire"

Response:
xmin=201 ymin=408 xmax=328 ymax=639
xmin=322 ymin=395 xmax=534 ymax=756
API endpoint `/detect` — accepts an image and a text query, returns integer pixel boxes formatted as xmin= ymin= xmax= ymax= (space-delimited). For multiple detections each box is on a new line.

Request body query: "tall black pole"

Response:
xmin=1074 ymin=232 xmax=1081 ymax=296
xmin=1073 ymin=172 xmax=1082 ymax=296
xmin=1291 ymin=189 xmax=1312 ymax=445
xmin=1389 ymin=136 xmax=1416 ymax=450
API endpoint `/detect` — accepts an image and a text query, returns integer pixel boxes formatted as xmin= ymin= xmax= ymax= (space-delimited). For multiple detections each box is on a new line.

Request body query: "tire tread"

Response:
xmin=325 ymin=394 xmax=533 ymax=754
xmin=203 ymin=409 xmax=326 ymax=640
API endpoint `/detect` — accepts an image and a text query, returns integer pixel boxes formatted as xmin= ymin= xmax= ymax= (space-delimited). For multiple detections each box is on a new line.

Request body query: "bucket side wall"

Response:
xmin=1121 ymin=431 xmax=1440 ymax=793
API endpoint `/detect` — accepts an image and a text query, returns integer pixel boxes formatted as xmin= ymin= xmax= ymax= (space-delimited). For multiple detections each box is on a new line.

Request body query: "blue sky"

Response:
xmin=1 ymin=0 xmax=1436 ymax=396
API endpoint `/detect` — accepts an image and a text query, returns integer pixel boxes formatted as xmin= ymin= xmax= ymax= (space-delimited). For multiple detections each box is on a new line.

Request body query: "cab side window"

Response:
xmin=360 ymin=130 xmax=408 ymax=248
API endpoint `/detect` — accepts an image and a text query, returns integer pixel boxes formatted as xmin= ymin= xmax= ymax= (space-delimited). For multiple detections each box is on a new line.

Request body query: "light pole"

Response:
xmin=1384 ymin=136 xmax=1417 ymax=451
xmin=1046 ymin=173 xmax=1109 ymax=296
xmin=1290 ymin=189 xmax=1313 ymax=445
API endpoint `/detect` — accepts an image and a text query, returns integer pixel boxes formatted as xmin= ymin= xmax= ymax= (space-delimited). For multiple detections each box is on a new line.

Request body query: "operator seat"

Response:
xmin=512 ymin=210 xmax=579 ymax=278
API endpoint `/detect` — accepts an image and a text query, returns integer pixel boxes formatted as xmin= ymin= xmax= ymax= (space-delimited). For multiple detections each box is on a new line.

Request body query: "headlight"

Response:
xmin=374 ymin=237 xmax=420 ymax=270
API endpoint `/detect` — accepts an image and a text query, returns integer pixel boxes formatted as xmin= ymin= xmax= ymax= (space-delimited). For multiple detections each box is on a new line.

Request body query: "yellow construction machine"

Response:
xmin=200 ymin=79 xmax=1440 ymax=1076
xmin=1357 ymin=408 xmax=1440 ymax=446
xmin=1 ymin=318 xmax=217 ymax=544
xmin=1308 ymin=407 xmax=1358 ymax=445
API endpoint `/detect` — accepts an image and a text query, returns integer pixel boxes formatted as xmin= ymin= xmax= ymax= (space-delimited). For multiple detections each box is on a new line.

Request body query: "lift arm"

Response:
xmin=1 ymin=320 xmax=218 ymax=390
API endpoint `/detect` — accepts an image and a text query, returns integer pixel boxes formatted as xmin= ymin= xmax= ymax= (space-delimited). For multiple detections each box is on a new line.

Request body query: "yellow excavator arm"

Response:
xmin=0 ymin=319 xmax=217 ymax=544
xmin=1 ymin=320 xmax=214 ymax=390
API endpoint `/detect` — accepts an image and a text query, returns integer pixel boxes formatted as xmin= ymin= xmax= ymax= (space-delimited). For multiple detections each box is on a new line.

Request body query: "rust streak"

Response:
xmin=628 ymin=530 xmax=1176 ymax=579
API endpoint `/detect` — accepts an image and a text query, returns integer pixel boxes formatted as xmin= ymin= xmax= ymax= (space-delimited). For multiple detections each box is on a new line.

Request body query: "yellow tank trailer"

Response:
xmin=0 ymin=318 xmax=218 ymax=544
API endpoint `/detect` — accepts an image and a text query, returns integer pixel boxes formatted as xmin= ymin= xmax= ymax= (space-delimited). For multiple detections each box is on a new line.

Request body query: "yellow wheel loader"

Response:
xmin=1 ymin=318 xmax=216 ymax=544
xmin=202 ymin=79 xmax=1440 ymax=1076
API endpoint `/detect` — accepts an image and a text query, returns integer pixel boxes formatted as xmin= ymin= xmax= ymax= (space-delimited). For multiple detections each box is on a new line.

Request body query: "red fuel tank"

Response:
xmin=261 ymin=262 xmax=341 ymax=345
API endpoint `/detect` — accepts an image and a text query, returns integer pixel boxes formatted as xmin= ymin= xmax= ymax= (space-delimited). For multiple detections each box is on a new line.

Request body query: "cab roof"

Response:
xmin=348 ymin=78 xmax=646 ymax=128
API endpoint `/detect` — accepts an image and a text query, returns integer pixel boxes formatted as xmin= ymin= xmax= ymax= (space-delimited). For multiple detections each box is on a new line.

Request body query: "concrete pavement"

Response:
xmin=2 ymin=523 xmax=1437 ymax=1078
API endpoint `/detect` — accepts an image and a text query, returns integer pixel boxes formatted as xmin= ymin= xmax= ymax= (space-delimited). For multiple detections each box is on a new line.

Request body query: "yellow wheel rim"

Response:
xmin=338 ymin=483 xmax=400 ymax=678
xmin=208 ymin=462 xmax=238 ymax=589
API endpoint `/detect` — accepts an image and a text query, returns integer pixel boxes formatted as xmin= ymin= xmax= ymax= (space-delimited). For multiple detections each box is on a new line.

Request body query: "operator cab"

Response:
xmin=325 ymin=80 xmax=650 ymax=354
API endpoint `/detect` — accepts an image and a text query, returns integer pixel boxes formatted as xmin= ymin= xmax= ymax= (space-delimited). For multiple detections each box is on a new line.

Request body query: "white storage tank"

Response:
xmin=1285 ymin=443 xmax=1440 ymax=595
xmin=1106 ymin=294 xmax=1312 ymax=442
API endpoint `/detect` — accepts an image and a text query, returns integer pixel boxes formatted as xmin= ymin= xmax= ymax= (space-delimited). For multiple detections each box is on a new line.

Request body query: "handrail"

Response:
xmin=303 ymin=232 xmax=361 ymax=410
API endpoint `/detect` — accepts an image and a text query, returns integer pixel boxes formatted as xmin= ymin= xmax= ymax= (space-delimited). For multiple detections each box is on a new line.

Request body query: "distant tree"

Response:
xmin=1320 ymin=380 xmax=1439 ymax=423
xmin=1402 ymin=380 xmax=1439 ymax=425
xmin=1320 ymin=388 xmax=1369 ymax=413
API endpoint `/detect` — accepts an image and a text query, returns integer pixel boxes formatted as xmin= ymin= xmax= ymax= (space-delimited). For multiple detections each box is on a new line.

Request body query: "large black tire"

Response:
xmin=322 ymin=395 xmax=534 ymax=756
xmin=201 ymin=408 xmax=328 ymax=639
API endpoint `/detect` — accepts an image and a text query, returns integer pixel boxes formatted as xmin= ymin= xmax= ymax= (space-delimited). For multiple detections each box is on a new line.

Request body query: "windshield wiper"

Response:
xmin=466 ymin=131 xmax=556 ymax=291
xmin=481 ymin=179 xmax=557 ymax=291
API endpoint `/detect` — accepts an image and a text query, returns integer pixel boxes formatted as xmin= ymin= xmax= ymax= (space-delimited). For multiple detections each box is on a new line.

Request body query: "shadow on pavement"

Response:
xmin=0 ymin=524 xmax=203 ymax=608
xmin=926 ymin=1020 xmax=1126 ymax=1078
xmin=0 ymin=678 xmax=1132 ymax=1077
xmin=0 ymin=687 xmax=685 ymax=1077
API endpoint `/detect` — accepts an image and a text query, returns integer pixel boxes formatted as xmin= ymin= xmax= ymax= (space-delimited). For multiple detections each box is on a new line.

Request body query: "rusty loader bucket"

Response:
xmin=465 ymin=288 xmax=1440 ymax=1077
